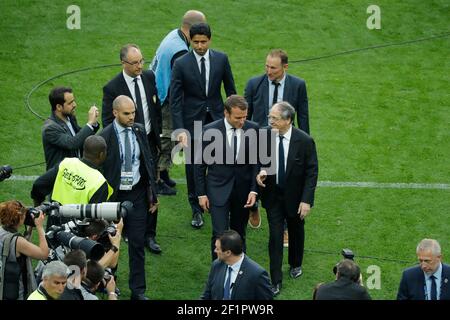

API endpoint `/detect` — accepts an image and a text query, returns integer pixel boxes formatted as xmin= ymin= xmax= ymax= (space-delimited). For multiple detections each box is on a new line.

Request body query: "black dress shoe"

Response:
xmin=131 ymin=294 xmax=150 ymax=300
xmin=160 ymin=170 xmax=176 ymax=188
xmin=272 ymin=283 xmax=282 ymax=297
xmin=191 ymin=212 xmax=204 ymax=229
xmin=289 ymin=266 xmax=303 ymax=279
xmin=156 ymin=180 xmax=177 ymax=196
xmin=146 ymin=237 xmax=162 ymax=254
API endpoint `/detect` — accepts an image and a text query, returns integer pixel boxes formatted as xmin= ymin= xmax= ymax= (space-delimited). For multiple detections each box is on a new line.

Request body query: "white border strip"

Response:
xmin=7 ymin=176 xmax=449 ymax=190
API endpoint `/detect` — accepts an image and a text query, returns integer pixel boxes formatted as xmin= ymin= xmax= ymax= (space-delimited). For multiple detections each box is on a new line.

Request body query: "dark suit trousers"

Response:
xmin=117 ymin=179 xmax=149 ymax=296
xmin=267 ymin=192 xmax=305 ymax=285
xmin=210 ymin=187 xmax=250 ymax=261
xmin=144 ymin=133 xmax=159 ymax=239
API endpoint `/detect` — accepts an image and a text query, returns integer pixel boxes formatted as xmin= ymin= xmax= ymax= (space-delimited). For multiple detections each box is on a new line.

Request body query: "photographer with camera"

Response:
xmin=80 ymin=260 xmax=118 ymax=300
xmin=314 ymin=259 xmax=371 ymax=300
xmin=60 ymin=249 xmax=87 ymax=300
xmin=84 ymin=218 xmax=123 ymax=270
xmin=0 ymin=200 xmax=49 ymax=300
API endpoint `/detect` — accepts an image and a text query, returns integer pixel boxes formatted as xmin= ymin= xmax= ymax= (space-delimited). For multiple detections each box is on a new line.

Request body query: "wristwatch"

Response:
xmin=110 ymin=245 xmax=119 ymax=253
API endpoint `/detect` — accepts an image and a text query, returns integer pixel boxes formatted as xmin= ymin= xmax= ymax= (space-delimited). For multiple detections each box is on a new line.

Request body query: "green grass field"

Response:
xmin=0 ymin=0 xmax=449 ymax=300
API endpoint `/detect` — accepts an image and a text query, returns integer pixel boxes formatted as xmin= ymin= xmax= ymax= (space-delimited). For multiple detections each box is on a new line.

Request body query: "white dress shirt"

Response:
xmin=193 ymin=50 xmax=210 ymax=96
xmin=122 ymin=70 xmax=151 ymax=134
xmin=276 ymin=125 xmax=292 ymax=184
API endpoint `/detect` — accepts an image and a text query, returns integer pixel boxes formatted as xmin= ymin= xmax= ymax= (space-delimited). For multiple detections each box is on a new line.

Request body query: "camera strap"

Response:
xmin=0 ymin=232 xmax=19 ymax=300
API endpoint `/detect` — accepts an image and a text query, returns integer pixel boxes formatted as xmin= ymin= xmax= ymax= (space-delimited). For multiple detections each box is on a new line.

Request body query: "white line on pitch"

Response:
xmin=7 ymin=175 xmax=450 ymax=190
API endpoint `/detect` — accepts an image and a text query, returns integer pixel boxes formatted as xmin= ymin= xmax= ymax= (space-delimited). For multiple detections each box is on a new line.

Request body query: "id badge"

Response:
xmin=119 ymin=171 xmax=134 ymax=190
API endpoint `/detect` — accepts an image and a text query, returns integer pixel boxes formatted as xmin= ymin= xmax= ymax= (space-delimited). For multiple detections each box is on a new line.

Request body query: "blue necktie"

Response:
xmin=223 ymin=266 xmax=232 ymax=300
xmin=124 ymin=129 xmax=132 ymax=172
xmin=277 ymin=135 xmax=285 ymax=187
xmin=430 ymin=275 xmax=437 ymax=300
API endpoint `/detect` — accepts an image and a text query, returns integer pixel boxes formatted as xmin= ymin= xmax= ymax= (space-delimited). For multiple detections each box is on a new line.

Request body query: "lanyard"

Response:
xmin=113 ymin=122 xmax=137 ymax=168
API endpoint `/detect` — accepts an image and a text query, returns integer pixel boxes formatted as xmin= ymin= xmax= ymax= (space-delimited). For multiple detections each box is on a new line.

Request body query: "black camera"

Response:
xmin=46 ymin=225 xmax=105 ymax=260
xmin=24 ymin=202 xmax=60 ymax=227
xmin=0 ymin=165 xmax=12 ymax=182
xmin=333 ymin=248 xmax=355 ymax=274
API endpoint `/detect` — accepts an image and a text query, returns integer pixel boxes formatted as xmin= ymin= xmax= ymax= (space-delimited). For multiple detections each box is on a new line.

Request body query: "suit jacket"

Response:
xmin=259 ymin=126 xmax=318 ymax=216
xmin=102 ymin=70 xmax=161 ymax=148
xmin=201 ymin=255 xmax=273 ymax=300
xmin=42 ymin=113 xmax=99 ymax=170
xmin=397 ymin=263 xmax=450 ymax=300
xmin=194 ymin=119 xmax=259 ymax=206
xmin=170 ymin=50 xmax=236 ymax=135
xmin=99 ymin=122 xmax=157 ymax=203
xmin=244 ymin=74 xmax=309 ymax=133
xmin=315 ymin=278 xmax=372 ymax=300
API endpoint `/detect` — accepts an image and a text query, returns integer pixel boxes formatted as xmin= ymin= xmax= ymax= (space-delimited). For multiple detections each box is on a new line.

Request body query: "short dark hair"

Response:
xmin=190 ymin=23 xmax=211 ymax=39
xmin=336 ymin=259 xmax=361 ymax=283
xmin=120 ymin=44 xmax=140 ymax=61
xmin=224 ymin=95 xmax=248 ymax=113
xmin=85 ymin=260 xmax=105 ymax=288
xmin=84 ymin=219 xmax=108 ymax=238
xmin=63 ymin=249 xmax=87 ymax=270
xmin=49 ymin=86 xmax=72 ymax=111
xmin=268 ymin=49 xmax=288 ymax=65
xmin=218 ymin=230 xmax=243 ymax=255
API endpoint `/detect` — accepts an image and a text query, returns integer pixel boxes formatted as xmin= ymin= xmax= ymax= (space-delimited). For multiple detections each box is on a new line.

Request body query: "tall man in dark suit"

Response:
xmin=102 ymin=44 xmax=163 ymax=254
xmin=256 ymin=101 xmax=318 ymax=296
xmin=314 ymin=259 xmax=371 ymax=300
xmin=42 ymin=86 xmax=100 ymax=170
xmin=170 ymin=23 xmax=236 ymax=229
xmin=201 ymin=230 xmax=273 ymax=300
xmin=397 ymin=238 xmax=450 ymax=300
xmin=150 ymin=10 xmax=206 ymax=190
xmin=195 ymin=95 xmax=258 ymax=260
xmin=100 ymin=95 xmax=159 ymax=300
xmin=245 ymin=49 xmax=309 ymax=232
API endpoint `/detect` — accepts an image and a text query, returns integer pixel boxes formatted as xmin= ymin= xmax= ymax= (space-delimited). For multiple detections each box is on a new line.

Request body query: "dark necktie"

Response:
xmin=278 ymin=135 xmax=285 ymax=187
xmin=200 ymin=57 xmax=206 ymax=94
xmin=430 ymin=275 xmax=437 ymax=300
xmin=133 ymin=77 xmax=144 ymax=125
xmin=232 ymin=128 xmax=237 ymax=163
xmin=124 ymin=129 xmax=132 ymax=172
xmin=223 ymin=266 xmax=232 ymax=300
xmin=272 ymin=81 xmax=280 ymax=106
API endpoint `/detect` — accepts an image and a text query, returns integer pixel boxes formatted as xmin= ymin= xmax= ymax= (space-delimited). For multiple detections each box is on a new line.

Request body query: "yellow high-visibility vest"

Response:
xmin=52 ymin=158 xmax=113 ymax=204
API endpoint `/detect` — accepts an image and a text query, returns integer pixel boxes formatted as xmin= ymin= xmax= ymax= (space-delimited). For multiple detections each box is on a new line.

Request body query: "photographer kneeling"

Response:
xmin=81 ymin=260 xmax=118 ymax=300
xmin=0 ymin=200 xmax=49 ymax=300
xmin=314 ymin=259 xmax=371 ymax=300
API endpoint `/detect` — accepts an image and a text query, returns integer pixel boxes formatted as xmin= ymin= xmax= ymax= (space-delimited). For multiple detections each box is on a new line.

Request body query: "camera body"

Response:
xmin=333 ymin=248 xmax=355 ymax=275
xmin=24 ymin=202 xmax=60 ymax=227
xmin=0 ymin=165 xmax=12 ymax=182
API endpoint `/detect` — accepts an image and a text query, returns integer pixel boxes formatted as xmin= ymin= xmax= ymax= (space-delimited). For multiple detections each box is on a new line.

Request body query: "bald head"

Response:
xmin=112 ymin=95 xmax=136 ymax=127
xmin=182 ymin=10 xmax=206 ymax=27
xmin=83 ymin=135 xmax=107 ymax=165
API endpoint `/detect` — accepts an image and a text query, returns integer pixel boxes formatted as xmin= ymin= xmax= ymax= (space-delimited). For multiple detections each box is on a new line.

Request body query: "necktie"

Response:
xmin=133 ymin=78 xmax=144 ymax=125
xmin=278 ymin=135 xmax=285 ymax=187
xmin=430 ymin=275 xmax=437 ymax=300
xmin=223 ymin=266 xmax=232 ymax=300
xmin=200 ymin=57 xmax=206 ymax=94
xmin=232 ymin=128 xmax=237 ymax=163
xmin=124 ymin=129 xmax=132 ymax=172
xmin=272 ymin=81 xmax=280 ymax=106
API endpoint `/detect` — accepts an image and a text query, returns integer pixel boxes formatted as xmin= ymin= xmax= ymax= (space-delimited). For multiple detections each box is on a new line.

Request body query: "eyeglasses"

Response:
xmin=123 ymin=59 xmax=145 ymax=66
xmin=267 ymin=115 xmax=282 ymax=122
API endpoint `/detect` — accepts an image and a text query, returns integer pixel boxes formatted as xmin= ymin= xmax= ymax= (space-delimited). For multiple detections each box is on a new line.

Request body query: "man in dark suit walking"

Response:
xmin=195 ymin=95 xmax=258 ymax=260
xmin=42 ymin=86 xmax=100 ymax=170
xmin=314 ymin=259 xmax=371 ymax=300
xmin=397 ymin=238 xmax=450 ymax=300
xmin=201 ymin=230 xmax=273 ymax=300
xmin=102 ymin=44 xmax=164 ymax=254
xmin=245 ymin=49 xmax=309 ymax=133
xmin=100 ymin=95 xmax=159 ymax=300
xmin=170 ymin=22 xmax=236 ymax=229
xmin=245 ymin=49 xmax=309 ymax=234
xmin=256 ymin=101 xmax=318 ymax=296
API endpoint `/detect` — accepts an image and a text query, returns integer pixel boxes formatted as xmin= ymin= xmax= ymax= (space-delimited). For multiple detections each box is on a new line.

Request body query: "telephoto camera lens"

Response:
xmin=58 ymin=202 xmax=124 ymax=221
xmin=56 ymin=231 xmax=105 ymax=260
